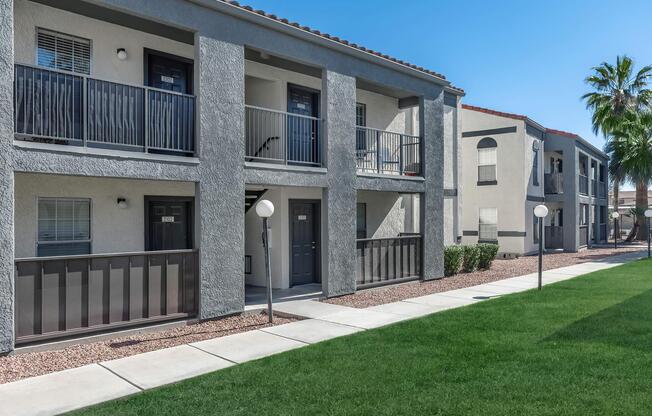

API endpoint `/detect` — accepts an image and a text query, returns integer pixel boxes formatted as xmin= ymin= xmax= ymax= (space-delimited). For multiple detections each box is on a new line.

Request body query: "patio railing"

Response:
xmin=544 ymin=173 xmax=563 ymax=194
xmin=14 ymin=64 xmax=195 ymax=155
xmin=579 ymin=175 xmax=589 ymax=195
xmin=356 ymin=235 xmax=422 ymax=288
xmin=545 ymin=226 xmax=564 ymax=249
xmin=579 ymin=225 xmax=589 ymax=246
xmin=245 ymin=105 xmax=322 ymax=166
xmin=14 ymin=249 xmax=198 ymax=345
xmin=355 ymin=126 xmax=421 ymax=176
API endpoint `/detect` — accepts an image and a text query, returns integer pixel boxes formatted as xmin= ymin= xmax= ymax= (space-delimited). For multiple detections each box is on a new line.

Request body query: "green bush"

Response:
xmin=444 ymin=245 xmax=463 ymax=276
xmin=477 ymin=243 xmax=499 ymax=269
xmin=461 ymin=245 xmax=480 ymax=272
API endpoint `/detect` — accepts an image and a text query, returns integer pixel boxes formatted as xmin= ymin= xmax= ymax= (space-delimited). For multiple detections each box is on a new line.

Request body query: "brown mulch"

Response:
xmin=0 ymin=312 xmax=294 ymax=385
xmin=324 ymin=247 xmax=644 ymax=309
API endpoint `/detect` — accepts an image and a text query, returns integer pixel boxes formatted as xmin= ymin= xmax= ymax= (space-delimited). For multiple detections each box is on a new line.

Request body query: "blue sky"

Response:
xmin=243 ymin=0 xmax=652 ymax=156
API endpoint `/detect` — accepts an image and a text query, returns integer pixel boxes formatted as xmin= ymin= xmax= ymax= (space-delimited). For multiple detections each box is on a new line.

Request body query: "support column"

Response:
xmin=195 ymin=34 xmax=245 ymax=319
xmin=0 ymin=0 xmax=14 ymax=354
xmin=420 ymin=93 xmax=445 ymax=280
xmin=321 ymin=70 xmax=356 ymax=297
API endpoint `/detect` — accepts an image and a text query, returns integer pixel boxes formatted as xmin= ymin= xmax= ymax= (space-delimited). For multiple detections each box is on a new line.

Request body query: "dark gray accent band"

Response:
xmin=526 ymin=195 xmax=545 ymax=202
xmin=443 ymin=92 xmax=457 ymax=107
xmin=526 ymin=124 xmax=544 ymax=139
xmin=444 ymin=188 xmax=457 ymax=197
xmin=398 ymin=96 xmax=419 ymax=109
xmin=497 ymin=231 xmax=527 ymax=237
xmin=463 ymin=126 xmax=517 ymax=138
xmin=477 ymin=180 xmax=497 ymax=186
xmin=462 ymin=230 xmax=478 ymax=236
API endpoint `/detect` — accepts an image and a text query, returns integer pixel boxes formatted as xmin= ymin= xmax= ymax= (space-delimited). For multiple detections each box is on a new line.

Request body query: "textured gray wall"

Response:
xmin=321 ymin=70 xmax=357 ymax=297
xmin=0 ymin=0 xmax=13 ymax=354
xmin=195 ymin=34 xmax=246 ymax=319
xmin=420 ymin=94 xmax=445 ymax=280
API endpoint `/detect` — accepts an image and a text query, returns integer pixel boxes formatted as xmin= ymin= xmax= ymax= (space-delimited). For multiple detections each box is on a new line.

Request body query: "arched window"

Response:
xmin=477 ymin=138 xmax=497 ymax=184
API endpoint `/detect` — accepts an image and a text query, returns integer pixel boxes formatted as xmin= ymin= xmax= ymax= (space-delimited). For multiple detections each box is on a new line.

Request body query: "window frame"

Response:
xmin=35 ymin=27 xmax=93 ymax=75
xmin=477 ymin=137 xmax=497 ymax=186
xmin=478 ymin=207 xmax=498 ymax=242
xmin=36 ymin=197 xmax=92 ymax=256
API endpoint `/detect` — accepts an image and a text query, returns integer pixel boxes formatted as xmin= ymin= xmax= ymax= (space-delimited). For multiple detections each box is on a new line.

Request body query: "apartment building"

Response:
xmin=461 ymin=105 xmax=608 ymax=256
xmin=608 ymin=190 xmax=652 ymax=236
xmin=0 ymin=0 xmax=463 ymax=352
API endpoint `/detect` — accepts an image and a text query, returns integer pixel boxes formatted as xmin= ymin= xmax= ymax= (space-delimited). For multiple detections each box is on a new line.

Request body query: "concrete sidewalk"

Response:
xmin=0 ymin=250 xmax=645 ymax=416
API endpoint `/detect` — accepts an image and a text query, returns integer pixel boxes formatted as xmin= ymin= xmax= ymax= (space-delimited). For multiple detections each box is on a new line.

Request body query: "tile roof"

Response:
xmin=461 ymin=104 xmax=528 ymax=121
xmin=219 ymin=0 xmax=464 ymax=94
xmin=545 ymin=128 xmax=580 ymax=139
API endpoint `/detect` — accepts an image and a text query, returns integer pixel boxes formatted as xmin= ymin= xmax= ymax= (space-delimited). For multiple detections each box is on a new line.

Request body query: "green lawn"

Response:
xmin=72 ymin=259 xmax=652 ymax=415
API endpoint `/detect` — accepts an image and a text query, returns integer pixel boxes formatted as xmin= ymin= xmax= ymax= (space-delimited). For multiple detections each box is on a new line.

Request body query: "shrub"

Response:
xmin=444 ymin=245 xmax=463 ymax=276
xmin=477 ymin=243 xmax=499 ymax=269
xmin=461 ymin=245 xmax=480 ymax=272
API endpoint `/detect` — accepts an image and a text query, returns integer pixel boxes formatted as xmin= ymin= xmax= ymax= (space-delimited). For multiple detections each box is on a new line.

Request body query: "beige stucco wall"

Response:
xmin=460 ymin=108 xmax=532 ymax=254
xmin=14 ymin=0 xmax=194 ymax=85
xmin=14 ymin=173 xmax=195 ymax=258
xmin=357 ymin=191 xmax=419 ymax=239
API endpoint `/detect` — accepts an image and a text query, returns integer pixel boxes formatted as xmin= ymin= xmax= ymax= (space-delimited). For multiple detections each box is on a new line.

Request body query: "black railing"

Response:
xmin=599 ymin=182 xmax=607 ymax=199
xmin=14 ymin=249 xmax=198 ymax=345
xmin=355 ymin=126 xmax=421 ymax=176
xmin=579 ymin=175 xmax=589 ymax=195
xmin=245 ymin=105 xmax=322 ymax=166
xmin=600 ymin=223 xmax=607 ymax=242
xmin=356 ymin=235 xmax=422 ymax=288
xmin=579 ymin=225 xmax=589 ymax=246
xmin=545 ymin=226 xmax=564 ymax=249
xmin=544 ymin=173 xmax=563 ymax=194
xmin=14 ymin=64 xmax=195 ymax=155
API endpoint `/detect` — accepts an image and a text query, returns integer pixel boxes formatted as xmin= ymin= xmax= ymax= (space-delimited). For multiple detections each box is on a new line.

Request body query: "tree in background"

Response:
xmin=583 ymin=55 xmax=652 ymax=240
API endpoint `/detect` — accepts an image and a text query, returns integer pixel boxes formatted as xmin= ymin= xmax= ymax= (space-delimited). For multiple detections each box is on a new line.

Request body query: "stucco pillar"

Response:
xmin=321 ymin=69 xmax=356 ymax=297
xmin=420 ymin=93 xmax=445 ymax=280
xmin=0 ymin=0 xmax=14 ymax=354
xmin=195 ymin=34 xmax=245 ymax=318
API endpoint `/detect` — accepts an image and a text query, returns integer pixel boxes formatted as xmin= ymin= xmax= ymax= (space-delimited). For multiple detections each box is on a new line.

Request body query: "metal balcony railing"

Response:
xmin=599 ymin=182 xmax=607 ymax=199
xmin=545 ymin=226 xmax=564 ymax=249
xmin=14 ymin=249 xmax=198 ymax=345
xmin=579 ymin=175 xmax=589 ymax=195
xmin=545 ymin=172 xmax=564 ymax=194
xmin=356 ymin=235 xmax=422 ymax=288
xmin=14 ymin=64 xmax=195 ymax=155
xmin=355 ymin=126 xmax=421 ymax=176
xmin=245 ymin=105 xmax=322 ymax=166
xmin=579 ymin=225 xmax=589 ymax=246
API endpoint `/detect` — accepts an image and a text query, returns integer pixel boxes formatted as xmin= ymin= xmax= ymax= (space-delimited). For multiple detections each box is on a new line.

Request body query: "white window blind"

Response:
xmin=479 ymin=207 xmax=498 ymax=241
xmin=479 ymin=208 xmax=497 ymax=225
xmin=478 ymin=148 xmax=496 ymax=166
xmin=36 ymin=28 xmax=91 ymax=75
xmin=37 ymin=198 xmax=91 ymax=256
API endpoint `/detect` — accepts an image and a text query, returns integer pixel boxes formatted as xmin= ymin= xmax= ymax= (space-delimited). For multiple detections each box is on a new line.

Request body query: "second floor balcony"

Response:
xmin=355 ymin=126 xmax=421 ymax=176
xmin=14 ymin=64 xmax=196 ymax=156
xmin=545 ymin=172 xmax=564 ymax=194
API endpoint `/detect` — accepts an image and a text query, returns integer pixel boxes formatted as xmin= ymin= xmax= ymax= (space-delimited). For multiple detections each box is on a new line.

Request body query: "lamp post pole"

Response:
xmin=534 ymin=205 xmax=549 ymax=291
xmin=612 ymin=212 xmax=620 ymax=250
xmin=256 ymin=200 xmax=275 ymax=324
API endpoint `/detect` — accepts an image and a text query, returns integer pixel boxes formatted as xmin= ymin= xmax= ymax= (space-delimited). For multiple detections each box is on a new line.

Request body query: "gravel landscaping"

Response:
xmin=0 ymin=312 xmax=294 ymax=385
xmin=324 ymin=247 xmax=645 ymax=309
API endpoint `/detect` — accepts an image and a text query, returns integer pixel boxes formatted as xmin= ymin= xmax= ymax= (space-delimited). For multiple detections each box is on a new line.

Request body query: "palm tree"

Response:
xmin=608 ymin=111 xmax=652 ymax=240
xmin=583 ymin=56 xmax=652 ymax=240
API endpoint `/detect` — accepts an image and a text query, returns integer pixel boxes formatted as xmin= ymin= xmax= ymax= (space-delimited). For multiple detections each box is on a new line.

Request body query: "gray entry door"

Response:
xmin=290 ymin=201 xmax=319 ymax=286
xmin=287 ymin=84 xmax=319 ymax=164
xmin=147 ymin=199 xmax=192 ymax=251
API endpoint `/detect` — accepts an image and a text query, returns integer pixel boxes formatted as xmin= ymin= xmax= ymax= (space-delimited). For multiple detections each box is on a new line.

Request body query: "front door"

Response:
xmin=290 ymin=200 xmax=319 ymax=286
xmin=146 ymin=198 xmax=193 ymax=251
xmin=287 ymin=84 xmax=319 ymax=164
xmin=145 ymin=50 xmax=192 ymax=94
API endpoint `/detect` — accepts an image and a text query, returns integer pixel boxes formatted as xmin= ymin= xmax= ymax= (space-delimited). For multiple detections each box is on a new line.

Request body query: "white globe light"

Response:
xmin=116 ymin=48 xmax=128 ymax=60
xmin=612 ymin=211 xmax=620 ymax=219
xmin=645 ymin=209 xmax=652 ymax=218
xmin=255 ymin=200 xmax=275 ymax=218
xmin=533 ymin=204 xmax=548 ymax=218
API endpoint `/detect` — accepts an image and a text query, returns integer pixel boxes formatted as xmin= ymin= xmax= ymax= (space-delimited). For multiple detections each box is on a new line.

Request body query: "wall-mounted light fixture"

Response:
xmin=117 ymin=48 xmax=128 ymax=61
xmin=117 ymin=198 xmax=128 ymax=209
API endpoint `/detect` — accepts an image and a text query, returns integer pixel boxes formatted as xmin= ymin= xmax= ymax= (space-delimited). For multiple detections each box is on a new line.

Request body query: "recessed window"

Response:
xmin=532 ymin=146 xmax=539 ymax=186
xmin=356 ymin=203 xmax=367 ymax=239
xmin=37 ymin=198 xmax=91 ymax=256
xmin=36 ymin=28 xmax=91 ymax=75
xmin=355 ymin=103 xmax=368 ymax=155
xmin=479 ymin=207 xmax=497 ymax=241
xmin=477 ymin=137 xmax=497 ymax=184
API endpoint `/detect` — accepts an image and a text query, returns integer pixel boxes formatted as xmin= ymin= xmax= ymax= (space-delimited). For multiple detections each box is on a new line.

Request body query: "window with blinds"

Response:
xmin=37 ymin=198 xmax=91 ymax=256
xmin=477 ymin=147 xmax=497 ymax=182
xmin=36 ymin=28 xmax=91 ymax=75
xmin=479 ymin=207 xmax=498 ymax=241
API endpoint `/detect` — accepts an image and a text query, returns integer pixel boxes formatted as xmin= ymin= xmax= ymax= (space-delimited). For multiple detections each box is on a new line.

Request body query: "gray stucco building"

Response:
xmin=0 ymin=0 xmax=463 ymax=352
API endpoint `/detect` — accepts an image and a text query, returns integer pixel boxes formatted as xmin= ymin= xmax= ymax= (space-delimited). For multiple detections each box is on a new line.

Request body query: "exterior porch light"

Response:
xmin=612 ymin=211 xmax=620 ymax=249
xmin=644 ymin=209 xmax=652 ymax=258
xmin=116 ymin=198 xmax=128 ymax=209
xmin=116 ymin=48 xmax=128 ymax=61
xmin=534 ymin=204 xmax=549 ymax=291
xmin=255 ymin=200 xmax=275 ymax=323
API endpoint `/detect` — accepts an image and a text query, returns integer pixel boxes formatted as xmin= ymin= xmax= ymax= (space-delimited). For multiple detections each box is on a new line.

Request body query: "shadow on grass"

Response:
xmin=544 ymin=288 xmax=652 ymax=351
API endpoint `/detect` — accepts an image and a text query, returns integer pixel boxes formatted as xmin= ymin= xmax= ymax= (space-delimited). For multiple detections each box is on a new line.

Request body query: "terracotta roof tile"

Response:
xmin=219 ymin=0 xmax=464 ymax=93
xmin=461 ymin=104 xmax=528 ymax=121
xmin=545 ymin=128 xmax=580 ymax=139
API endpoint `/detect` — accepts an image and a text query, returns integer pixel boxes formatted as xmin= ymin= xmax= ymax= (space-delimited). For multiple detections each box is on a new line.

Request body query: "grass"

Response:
xmin=71 ymin=259 xmax=652 ymax=415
